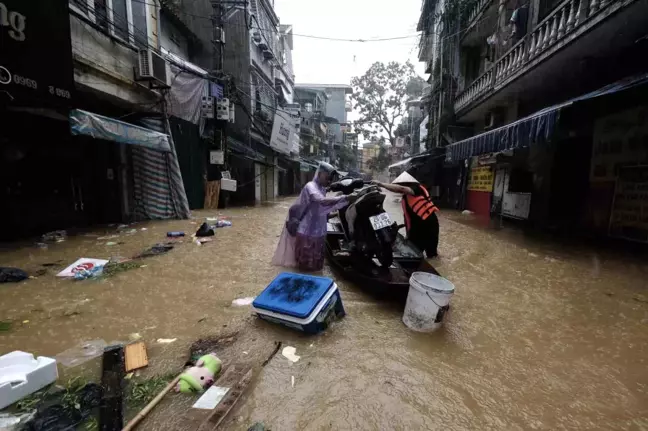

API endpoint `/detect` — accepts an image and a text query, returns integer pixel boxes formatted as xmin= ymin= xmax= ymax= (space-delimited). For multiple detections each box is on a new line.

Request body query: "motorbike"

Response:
xmin=328 ymin=177 xmax=398 ymax=268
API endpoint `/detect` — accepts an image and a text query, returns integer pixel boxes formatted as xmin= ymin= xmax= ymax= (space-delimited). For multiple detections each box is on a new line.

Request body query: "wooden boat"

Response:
xmin=325 ymin=217 xmax=439 ymax=301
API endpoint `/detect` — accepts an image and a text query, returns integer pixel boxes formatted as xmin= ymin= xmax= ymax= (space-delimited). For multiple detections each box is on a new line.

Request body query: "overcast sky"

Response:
xmin=275 ymin=0 xmax=427 ymax=123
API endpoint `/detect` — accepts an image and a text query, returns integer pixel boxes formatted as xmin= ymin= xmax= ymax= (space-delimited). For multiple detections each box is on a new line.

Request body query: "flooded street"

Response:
xmin=1 ymin=193 xmax=647 ymax=430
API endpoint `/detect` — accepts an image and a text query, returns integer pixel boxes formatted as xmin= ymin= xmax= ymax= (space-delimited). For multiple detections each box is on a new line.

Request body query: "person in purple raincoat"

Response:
xmin=272 ymin=162 xmax=358 ymax=272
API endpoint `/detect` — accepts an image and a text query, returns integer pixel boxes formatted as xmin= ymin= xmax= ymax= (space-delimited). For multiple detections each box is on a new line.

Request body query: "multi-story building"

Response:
xmin=294 ymin=87 xmax=330 ymax=161
xmin=222 ymin=0 xmax=298 ymax=203
xmin=1 ymin=0 xmax=225 ymax=239
xmin=295 ymin=84 xmax=353 ymax=123
xmin=295 ymin=84 xmax=353 ymax=165
xmin=416 ymin=0 xmax=648 ymax=239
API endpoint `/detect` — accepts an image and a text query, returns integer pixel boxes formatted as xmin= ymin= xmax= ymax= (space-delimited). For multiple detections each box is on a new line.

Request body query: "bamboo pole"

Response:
xmin=122 ymin=375 xmax=181 ymax=431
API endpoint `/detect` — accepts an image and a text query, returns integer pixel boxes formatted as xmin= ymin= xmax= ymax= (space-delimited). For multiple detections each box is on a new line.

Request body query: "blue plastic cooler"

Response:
xmin=252 ymin=272 xmax=345 ymax=334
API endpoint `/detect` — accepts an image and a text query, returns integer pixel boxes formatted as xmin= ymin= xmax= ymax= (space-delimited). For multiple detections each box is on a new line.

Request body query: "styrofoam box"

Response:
xmin=0 ymin=351 xmax=58 ymax=409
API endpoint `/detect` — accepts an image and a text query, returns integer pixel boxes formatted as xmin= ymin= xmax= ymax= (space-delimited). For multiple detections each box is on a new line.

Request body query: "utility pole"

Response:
xmin=212 ymin=0 xmax=227 ymax=164
xmin=436 ymin=37 xmax=443 ymax=150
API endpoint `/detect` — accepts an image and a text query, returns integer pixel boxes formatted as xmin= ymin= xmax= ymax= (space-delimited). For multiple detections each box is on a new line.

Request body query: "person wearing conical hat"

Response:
xmin=372 ymin=171 xmax=439 ymax=258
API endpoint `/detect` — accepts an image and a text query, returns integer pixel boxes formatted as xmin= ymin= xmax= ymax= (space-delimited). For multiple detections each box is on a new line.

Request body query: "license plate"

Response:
xmin=369 ymin=212 xmax=392 ymax=230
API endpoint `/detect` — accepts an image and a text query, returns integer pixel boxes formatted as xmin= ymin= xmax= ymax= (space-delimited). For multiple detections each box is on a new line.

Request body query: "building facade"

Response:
xmin=416 ymin=0 xmax=648 ymax=240
xmin=222 ymin=0 xmax=298 ymax=204
xmin=0 ymin=0 xmax=236 ymax=239
xmin=295 ymin=84 xmax=354 ymax=167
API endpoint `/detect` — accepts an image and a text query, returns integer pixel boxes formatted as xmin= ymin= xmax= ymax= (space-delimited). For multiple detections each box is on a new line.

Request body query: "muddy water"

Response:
xmin=1 ymin=194 xmax=647 ymax=430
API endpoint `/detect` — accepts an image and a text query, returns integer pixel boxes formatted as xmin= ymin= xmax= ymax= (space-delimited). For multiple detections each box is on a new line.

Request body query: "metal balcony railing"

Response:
xmin=454 ymin=0 xmax=632 ymax=113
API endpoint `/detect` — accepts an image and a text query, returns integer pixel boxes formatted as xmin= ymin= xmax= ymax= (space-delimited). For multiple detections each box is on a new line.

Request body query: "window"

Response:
xmin=69 ymin=0 xmax=153 ymax=48
xmin=94 ymin=0 xmax=109 ymax=32
xmin=131 ymin=0 xmax=148 ymax=48
xmin=112 ymin=0 xmax=129 ymax=41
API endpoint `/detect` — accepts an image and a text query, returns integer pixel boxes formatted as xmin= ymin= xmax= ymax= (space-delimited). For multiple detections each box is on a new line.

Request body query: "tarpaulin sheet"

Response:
xmin=69 ymin=109 xmax=171 ymax=151
xmin=168 ymin=64 xmax=208 ymax=125
xmin=131 ymin=117 xmax=191 ymax=221
xmin=445 ymin=73 xmax=648 ymax=162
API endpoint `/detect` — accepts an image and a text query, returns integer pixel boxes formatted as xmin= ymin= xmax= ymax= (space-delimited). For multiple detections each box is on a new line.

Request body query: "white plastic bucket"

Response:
xmin=403 ymin=272 xmax=455 ymax=332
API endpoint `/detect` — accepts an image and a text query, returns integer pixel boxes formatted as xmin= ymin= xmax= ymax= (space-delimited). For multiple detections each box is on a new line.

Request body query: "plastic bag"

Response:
xmin=0 ymin=267 xmax=28 ymax=283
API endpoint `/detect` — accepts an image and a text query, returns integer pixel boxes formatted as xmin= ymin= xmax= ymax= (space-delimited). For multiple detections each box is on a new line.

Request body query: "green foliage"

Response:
xmin=336 ymin=144 xmax=357 ymax=171
xmin=16 ymin=376 xmax=88 ymax=413
xmin=126 ymin=373 xmax=177 ymax=407
xmin=406 ymin=76 xmax=428 ymax=99
xmin=352 ymin=62 xmax=424 ymax=145
xmin=394 ymin=116 xmax=410 ymax=138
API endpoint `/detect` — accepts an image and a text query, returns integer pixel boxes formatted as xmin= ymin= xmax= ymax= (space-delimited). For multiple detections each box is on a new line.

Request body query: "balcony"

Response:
xmin=461 ymin=0 xmax=497 ymax=44
xmin=418 ymin=33 xmax=434 ymax=62
xmin=454 ymin=0 xmax=646 ymax=119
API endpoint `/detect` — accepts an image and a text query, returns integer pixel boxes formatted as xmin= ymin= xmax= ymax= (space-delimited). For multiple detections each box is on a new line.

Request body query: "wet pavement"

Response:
xmin=1 ymin=192 xmax=647 ymax=430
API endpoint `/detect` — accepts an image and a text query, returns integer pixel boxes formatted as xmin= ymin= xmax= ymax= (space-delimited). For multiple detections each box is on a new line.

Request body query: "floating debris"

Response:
xmin=281 ymin=346 xmax=300 ymax=363
xmin=156 ymin=338 xmax=177 ymax=344
xmin=231 ymin=297 xmax=255 ymax=307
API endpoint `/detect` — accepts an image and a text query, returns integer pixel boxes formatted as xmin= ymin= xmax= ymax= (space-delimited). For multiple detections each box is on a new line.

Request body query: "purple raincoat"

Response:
xmin=272 ymin=175 xmax=348 ymax=270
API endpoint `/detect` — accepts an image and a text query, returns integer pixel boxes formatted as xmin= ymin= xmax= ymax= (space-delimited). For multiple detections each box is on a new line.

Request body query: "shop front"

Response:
xmin=446 ymin=73 xmax=648 ymax=238
xmin=0 ymin=0 xmax=78 ymax=239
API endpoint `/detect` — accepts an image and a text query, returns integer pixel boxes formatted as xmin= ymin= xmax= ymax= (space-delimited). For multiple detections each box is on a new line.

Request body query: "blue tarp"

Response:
xmin=445 ymin=73 xmax=648 ymax=162
xmin=70 ymin=109 xmax=171 ymax=152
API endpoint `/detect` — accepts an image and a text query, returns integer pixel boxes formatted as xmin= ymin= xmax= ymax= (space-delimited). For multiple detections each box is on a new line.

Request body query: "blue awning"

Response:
xmin=445 ymin=73 xmax=648 ymax=162
xmin=70 ymin=109 xmax=171 ymax=151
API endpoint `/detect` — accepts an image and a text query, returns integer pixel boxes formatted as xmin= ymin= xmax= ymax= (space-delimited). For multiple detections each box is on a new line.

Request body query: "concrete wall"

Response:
xmin=164 ymin=0 xmax=214 ymax=69
xmin=70 ymin=14 xmax=158 ymax=106
xmin=160 ymin=14 xmax=190 ymax=59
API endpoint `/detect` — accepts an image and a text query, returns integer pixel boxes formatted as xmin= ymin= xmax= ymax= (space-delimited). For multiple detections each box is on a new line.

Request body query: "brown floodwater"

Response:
xmin=0 ymin=192 xmax=647 ymax=430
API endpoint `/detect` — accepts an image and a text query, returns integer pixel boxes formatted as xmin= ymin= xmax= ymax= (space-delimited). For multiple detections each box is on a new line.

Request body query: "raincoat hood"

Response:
xmin=314 ymin=162 xmax=338 ymax=184
xmin=392 ymin=171 xmax=419 ymax=185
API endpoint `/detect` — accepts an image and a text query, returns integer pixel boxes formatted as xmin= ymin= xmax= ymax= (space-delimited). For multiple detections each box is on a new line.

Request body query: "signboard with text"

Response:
xmin=0 ymin=0 xmax=74 ymax=105
xmin=270 ymin=111 xmax=294 ymax=155
xmin=608 ymin=165 xmax=648 ymax=243
xmin=467 ymin=166 xmax=494 ymax=192
xmin=591 ymin=106 xmax=648 ymax=182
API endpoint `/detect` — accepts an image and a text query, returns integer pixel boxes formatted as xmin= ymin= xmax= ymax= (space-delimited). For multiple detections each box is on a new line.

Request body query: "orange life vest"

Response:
xmin=402 ymin=185 xmax=439 ymax=230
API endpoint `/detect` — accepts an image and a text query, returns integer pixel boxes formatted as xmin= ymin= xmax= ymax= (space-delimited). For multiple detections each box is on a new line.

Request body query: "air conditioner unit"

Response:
xmin=138 ymin=49 xmax=168 ymax=86
xmin=258 ymin=41 xmax=268 ymax=50
xmin=252 ymin=31 xmax=262 ymax=43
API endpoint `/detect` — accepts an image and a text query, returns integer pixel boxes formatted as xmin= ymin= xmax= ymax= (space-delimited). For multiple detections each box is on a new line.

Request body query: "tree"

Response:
xmin=367 ymin=144 xmax=393 ymax=173
xmin=394 ymin=116 xmax=410 ymax=138
xmin=336 ymin=144 xmax=357 ymax=171
xmin=352 ymin=62 xmax=426 ymax=146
